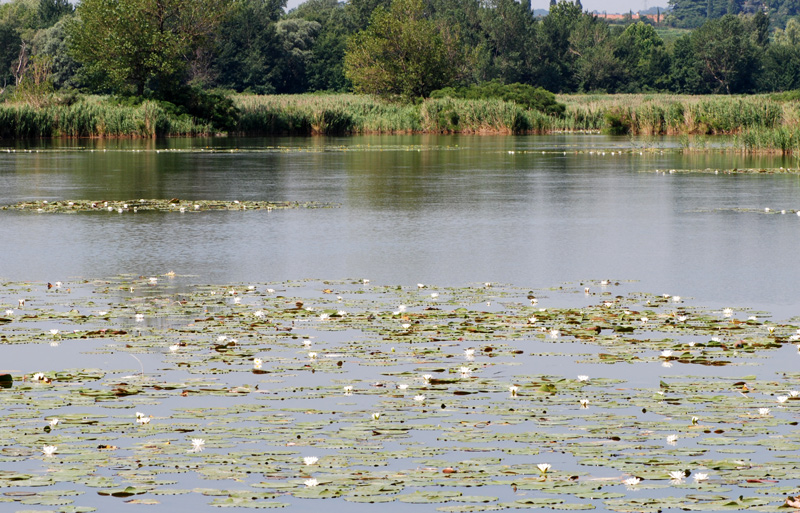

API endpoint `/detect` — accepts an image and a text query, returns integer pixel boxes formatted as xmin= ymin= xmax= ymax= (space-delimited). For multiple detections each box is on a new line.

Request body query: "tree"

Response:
xmin=568 ymin=14 xmax=621 ymax=92
xmin=211 ymin=0 xmax=285 ymax=93
xmin=38 ymin=0 xmax=72 ymax=28
xmin=477 ymin=0 xmax=537 ymax=84
xmin=690 ymin=14 xmax=759 ymax=93
xmin=68 ymin=0 xmax=232 ymax=96
xmin=270 ymin=18 xmax=321 ymax=93
xmin=615 ymin=22 xmax=670 ymax=91
xmin=288 ymin=0 xmax=355 ymax=91
xmin=344 ymin=0 xmax=463 ymax=100
xmin=535 ymin=1 xmax=582 ymax=92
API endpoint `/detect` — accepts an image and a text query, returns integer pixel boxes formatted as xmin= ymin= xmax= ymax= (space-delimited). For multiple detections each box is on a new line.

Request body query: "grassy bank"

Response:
xmin=4 ymin=93 xmax=800 ymax=154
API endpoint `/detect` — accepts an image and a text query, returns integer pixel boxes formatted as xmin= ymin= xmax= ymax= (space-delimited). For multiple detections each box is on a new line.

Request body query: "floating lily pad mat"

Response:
xmin=2 ymin=276 xmax=800 ymax=511
xmin=1 ymin=199 xmax=336 ymax=213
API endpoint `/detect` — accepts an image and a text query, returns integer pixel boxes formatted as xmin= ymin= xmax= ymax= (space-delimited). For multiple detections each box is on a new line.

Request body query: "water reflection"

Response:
xmin=2 ymin=135 xmax=800 ymax=317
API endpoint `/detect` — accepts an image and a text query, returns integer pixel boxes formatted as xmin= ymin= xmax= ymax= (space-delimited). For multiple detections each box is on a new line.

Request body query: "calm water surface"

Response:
xmin=2 ymin=135 xmax=800 ymax=512
xmin=2 ymin=134 xmax=799 ymax=316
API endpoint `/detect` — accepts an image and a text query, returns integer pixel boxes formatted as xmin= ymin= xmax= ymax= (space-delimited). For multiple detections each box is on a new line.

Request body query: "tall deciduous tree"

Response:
xmin=344 ymin=0 xmax=462 ymax=100
xmin=690 ymin=14 xmax=759 ymax=93
xmin=68 ymin=0 xmax=232 ymax=95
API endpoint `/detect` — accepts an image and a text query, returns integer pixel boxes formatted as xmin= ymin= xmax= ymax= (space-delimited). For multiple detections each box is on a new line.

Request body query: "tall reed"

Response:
xmin=0 ymin=97 xmax=212 ymax=138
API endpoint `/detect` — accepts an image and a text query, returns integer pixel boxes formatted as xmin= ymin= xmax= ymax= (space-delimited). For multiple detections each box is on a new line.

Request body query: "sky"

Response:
xmin=284 ymin=0 xmax=671 ymax=14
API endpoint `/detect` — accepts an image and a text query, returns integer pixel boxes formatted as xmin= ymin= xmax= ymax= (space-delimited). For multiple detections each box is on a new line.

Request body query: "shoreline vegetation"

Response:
xmin=2 ymin=93 xmax=800 ymax=155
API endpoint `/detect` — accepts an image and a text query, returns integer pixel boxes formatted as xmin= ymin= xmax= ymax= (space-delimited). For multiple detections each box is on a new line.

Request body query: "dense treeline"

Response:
xmin=2 ymin=0 xmax=800 ymax=133
xmin=668 ymin=0 xmax=800 ymax=28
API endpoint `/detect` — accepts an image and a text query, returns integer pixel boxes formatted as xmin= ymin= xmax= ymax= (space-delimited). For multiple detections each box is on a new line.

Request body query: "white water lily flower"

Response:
xmin=422 ymin=374 xmax=432 ymax=383
xmin=459 ymin=367 xmax=472 ymax=377
xmin=640 ymin=317 xmax=648 ymax=324
xmin=397 ymin=383 xmax=409 ymax=390
xmin=303 ymin=456 xmax=319 ymax=466
xmin=691 ymin=416 xmax=699 ymax=425
xmin=669 ymin=471 xmax=685 ymax=483
xmin=398 ymin=305 xmax=407 ymax=312
xmin=723 ymin=308 xmax=733 ymax=317
xmin=767 ymin=326 xmax=776 ymax=334
xmin=253 ymin=358 xmax=263 ymax=369
xmin=32 ymin=372 xmax=45 ymax=381
xmin=509 ymin=385 xmax=519 ymax=396
xmin=308 ymin=352 xmax=318 ymax=360
xmin=254 ymin=310 xmax=265 ymax=318
xmin=777 ymin=395 xmax=789 ymax=404
xmin=49 ymin=418 xmax=59 ymax=427
xmin=169 ymin=344 xmax=179 ymax=352
xmin=623 ymin=477 xmax=641 ymax=487
xmin=319 ymin=313 xmax=329 ymax=321
xmin=362 ymin=279 xmax=369 ymax=284
xmin=417 ymin=283 xmax=424 ymax=289
xmin=672 ymin=296 xmax=681 ymax=302
xmin=42 ymin=445 xmax=57 ymax=457
xmin=549 ymin=329 xmax=560 ymax=339
xmin=661 ymin=350 xmax=673 ymax=358
xmin=666 ymin=434 xmax=678 ymax=445
xmin=304 ymin=478 xmax=319 ymax=488
xmin=303 ymin=339 xmax=311 ymax=347
xmin=537 ymin=463 xmax=551 ymax=474
xmin=5 ymin=309 xmax=12 ymax=316
xmin=401 ymin=323 xmax=411 ymax=329
xmin=759 ymin=408 xmax=771 ymax=416
xmin=371 ymin=412 xmax=381 ymax=420
xmin=49 ymin=329 xmax=59 ymax=336
xmin=191 ymin=439 xmax=205 ymax=451
xmin=343 ymin=385 xmax=353 ymax=395
xmin=677 ymin=315 xmax=687 ymax=322
xmin=337 ymin=310 xmax=347 ymax=317
xmin=790 ymin=391 xmax=800 ymax=397
xmin=135 ymin=313 xmax=144 ymax=322
xmin=577 ymin=375 xmax=589 ymax=382
xmin=414 ymin=395 xmax=426 ymax=402
xmin=149 ymin=277 xmax=158 ymax=284
xmin=579 ymin=399 xmax=589 ymax=408
xmin=528 ymin=316 xmax=537 ymax=323
xmin=266 ymin=288 xmax=275 ymax=294
xmin=137 ymin=415 xmax=151 ymax=425
xmin=430 ymin=292 xmax=439 ymax=299
xmin=693 ymin=472 xmax=709 ymax=483
xmin=464 ymin=348 xmax=475 ymax=358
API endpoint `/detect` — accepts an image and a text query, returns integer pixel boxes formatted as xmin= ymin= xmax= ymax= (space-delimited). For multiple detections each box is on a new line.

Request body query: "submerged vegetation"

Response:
xmin=2 ymin=277 xmax=800 ymax=510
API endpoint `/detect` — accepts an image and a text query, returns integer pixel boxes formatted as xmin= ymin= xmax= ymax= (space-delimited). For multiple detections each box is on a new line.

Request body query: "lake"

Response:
xmin=1 ymin=134 xmax=800 ymax=512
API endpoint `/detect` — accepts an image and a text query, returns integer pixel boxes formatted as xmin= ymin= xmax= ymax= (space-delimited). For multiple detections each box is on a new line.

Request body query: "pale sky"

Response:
xmin=285 ymin=0 xmax=670 ymax=14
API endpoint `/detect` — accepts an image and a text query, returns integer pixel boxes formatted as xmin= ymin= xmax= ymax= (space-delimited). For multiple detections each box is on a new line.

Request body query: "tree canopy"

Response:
xmin=68 ymin=0 xmax=232 ymax=95
xmin=344 ymin=0 xmax=463 ymax=99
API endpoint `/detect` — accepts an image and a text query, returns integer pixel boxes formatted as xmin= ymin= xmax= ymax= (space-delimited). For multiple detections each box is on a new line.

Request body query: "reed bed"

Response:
xmin=557 ymin=93 xmax=789 ymax=135
xmin=0 ymin=96 xmax=212 ymax=138
xmin=6 ymin=93 xmax=800 ymax=154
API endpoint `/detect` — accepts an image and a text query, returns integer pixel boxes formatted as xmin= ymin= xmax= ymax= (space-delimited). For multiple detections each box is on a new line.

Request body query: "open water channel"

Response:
xmin=1 ymin=134 xmax=800 ymax=512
